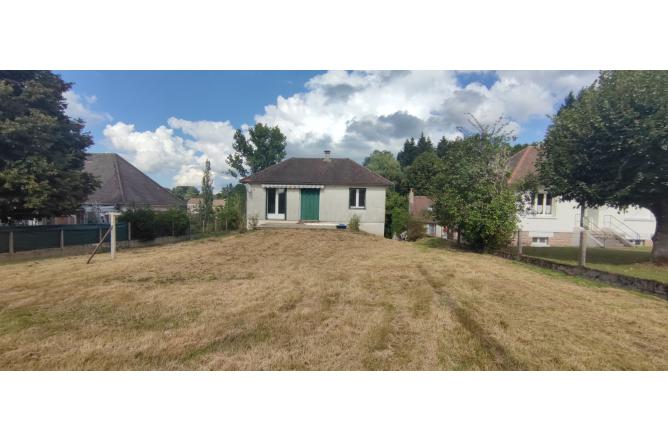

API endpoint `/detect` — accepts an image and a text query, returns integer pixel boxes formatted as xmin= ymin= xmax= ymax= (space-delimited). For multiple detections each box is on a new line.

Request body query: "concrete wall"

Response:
xmin=246 ymin=184 xmax=387 ymax=236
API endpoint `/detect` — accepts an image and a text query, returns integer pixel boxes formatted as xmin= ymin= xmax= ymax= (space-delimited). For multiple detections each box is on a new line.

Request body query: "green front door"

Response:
xmin=300 ymin=189 xmax=320 ymax=221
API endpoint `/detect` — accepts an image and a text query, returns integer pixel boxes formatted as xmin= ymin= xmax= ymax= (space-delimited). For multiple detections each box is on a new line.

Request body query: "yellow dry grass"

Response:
xmin=1 ymin=229 xmax=667 ymax=370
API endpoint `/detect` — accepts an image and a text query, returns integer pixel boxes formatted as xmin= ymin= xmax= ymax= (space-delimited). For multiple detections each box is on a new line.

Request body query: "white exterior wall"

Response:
xmin=519 ymin=197 xmax=580 ymax=242
xmin=245 ymin=184 xmax=387 ymax=236
xmin=518 ymin=186 xmax=656 ymax=245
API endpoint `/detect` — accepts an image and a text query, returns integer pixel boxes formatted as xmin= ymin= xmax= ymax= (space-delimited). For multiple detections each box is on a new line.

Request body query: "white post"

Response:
xmin=110 ymin=213 xmax=119 ymax=260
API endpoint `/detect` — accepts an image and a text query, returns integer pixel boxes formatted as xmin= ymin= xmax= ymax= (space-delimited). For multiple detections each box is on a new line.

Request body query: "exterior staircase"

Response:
xmin=581 ymin=215 xmax=639 ymax=248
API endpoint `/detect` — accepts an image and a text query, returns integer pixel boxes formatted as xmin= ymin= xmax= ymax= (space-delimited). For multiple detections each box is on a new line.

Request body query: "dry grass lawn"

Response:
xmin=1 ymin=229 xmax=667 ymax=370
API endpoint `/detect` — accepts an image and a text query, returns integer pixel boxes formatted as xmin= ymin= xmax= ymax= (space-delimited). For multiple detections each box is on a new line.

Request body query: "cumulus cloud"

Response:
xmin=255 ymin=70 xmax=598 ymax=162
xmin=101 ymin=70 xmax=599 ymax=186
xmin=64 ymin=90 xmax=113 ymax=125
xmin=103 ymin=118 xmax=237 ymax=187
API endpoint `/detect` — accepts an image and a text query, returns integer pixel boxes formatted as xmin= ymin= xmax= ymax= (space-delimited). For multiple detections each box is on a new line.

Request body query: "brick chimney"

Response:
xmin=323 ymin=150 xmax=331 ymax=162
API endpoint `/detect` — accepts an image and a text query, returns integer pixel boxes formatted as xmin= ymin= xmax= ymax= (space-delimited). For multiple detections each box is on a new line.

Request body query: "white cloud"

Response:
xmin=64 ymin=90 xmax=112 ymax=125
xmin=255 ymin=70 xmax=598 ymax=162
xmin=103 ymin=118 xmax=237 ymax=188
xmin=102 ymin=70 xmax=599 ymax=186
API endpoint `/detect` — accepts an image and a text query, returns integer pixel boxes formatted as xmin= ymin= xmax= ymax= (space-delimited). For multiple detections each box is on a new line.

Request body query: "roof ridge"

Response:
xmin=111 ymin=154 xmax=126 ymax=203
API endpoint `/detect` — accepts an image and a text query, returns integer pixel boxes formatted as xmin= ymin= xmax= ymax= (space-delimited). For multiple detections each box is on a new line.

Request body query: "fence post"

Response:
xmin=98 ymin=227 xmax=102 ymax=242
xmin=128 ymin=222 xmax=132 ymax=244
xmin=9 ymin=231 xmax=14 ymax=259
xmin=110 ymin=214 xmax=118 ymax=260
xmin=516 ymin=229 xmax=522 ymax=258
xmin=60 ymin=228 xmax=64 ymax=253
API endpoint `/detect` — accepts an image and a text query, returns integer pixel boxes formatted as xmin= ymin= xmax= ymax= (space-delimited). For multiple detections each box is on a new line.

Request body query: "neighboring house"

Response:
xmin=510 ymin=146 xmax=656 ymax=248
xmin=408 ymin=189 xmax=446 ymax=238
xmin=187 ymin=198 xmax=226 ymax=214
xmin=240 ymin=150 xmax=392 ymax=236
xmin=55 ymin=153 xmax=185 ymax=224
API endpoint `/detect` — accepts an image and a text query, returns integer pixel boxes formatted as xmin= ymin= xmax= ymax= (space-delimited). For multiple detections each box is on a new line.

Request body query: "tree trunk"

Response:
xmin=578 ymin=204 xmax=587 ymax=267
xmin=651 ymin=200 xmax=668 ymax=265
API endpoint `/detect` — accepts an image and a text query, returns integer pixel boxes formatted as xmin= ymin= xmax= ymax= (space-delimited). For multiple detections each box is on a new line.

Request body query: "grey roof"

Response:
xmin=240 ymin=158 xmax=393 ymax=186
xmin=83 ymin=153 xmax=184 ymax=208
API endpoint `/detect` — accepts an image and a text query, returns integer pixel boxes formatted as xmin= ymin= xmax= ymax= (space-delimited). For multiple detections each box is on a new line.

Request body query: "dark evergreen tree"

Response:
xmin=0 ymin=71 xmax=99 ymax=222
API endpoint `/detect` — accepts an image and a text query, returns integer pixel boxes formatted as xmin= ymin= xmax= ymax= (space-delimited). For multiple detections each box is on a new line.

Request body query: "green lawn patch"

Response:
xmin=522 ymin=246 xmax=667 ymax=284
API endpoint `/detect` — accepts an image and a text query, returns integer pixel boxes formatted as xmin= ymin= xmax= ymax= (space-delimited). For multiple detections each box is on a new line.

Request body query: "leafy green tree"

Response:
xmin=216 ymin=183 xmax=234 ymax=199
xmin=540 ymin=71 xmax=668 ymax=263
xmin=216 ymin=184 xmax=246 ymax=231
xmin=226 ymin=123 xmax=287 ymax=178
xmin=384 ymin=189 xmax=408 ymax=238
xmin=171 ymin=185 xmax=200 ymax=200
xmin=363 ymin=150 xmax=403 ymax=186
xmin=405 ymin=150 xmax=444 ymax=196
xmin=199 ymin=159 xmax=214 ymax=230
xmin=0 ymin=71 xmax=99 ymax=222
xmin=433 ymin=122 xmax=518 ymax=251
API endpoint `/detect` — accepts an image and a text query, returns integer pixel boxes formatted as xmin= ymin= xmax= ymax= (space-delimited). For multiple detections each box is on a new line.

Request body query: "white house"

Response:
xmin=240 ymin=151 xmax=392 ymax=236
xmin=510 ymin=146 xmax=656 ymax=248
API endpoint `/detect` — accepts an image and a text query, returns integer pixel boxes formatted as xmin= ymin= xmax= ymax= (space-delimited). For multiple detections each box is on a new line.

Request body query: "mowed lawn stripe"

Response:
xmin=0 ymin=229 xmax=666 ymax=370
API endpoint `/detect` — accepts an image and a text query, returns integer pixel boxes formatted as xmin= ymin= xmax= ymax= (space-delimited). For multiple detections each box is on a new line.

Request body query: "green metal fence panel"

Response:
xmin=0 ymin=230 xmax=9 ymax=253
xmin=0 ymin=222 xmax=129 ymax=253
xmin=14 ymin=228 xmax=60 ymax=251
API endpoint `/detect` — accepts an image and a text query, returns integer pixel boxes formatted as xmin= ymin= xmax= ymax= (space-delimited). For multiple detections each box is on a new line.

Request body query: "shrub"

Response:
xmin=155 ymin=209 xmax=189 ymax=237
xmin=119 ymin=208 xmax=157 ymax=241
xmin=119 ymin=208 xmax=190 ymax=241
xmin=349 ymin=214 xmax=361 ymax=232
xmin=405 ymin=216 xmax=425 ymax=241
xmin=248 ymin=214 xmax=259 ymax=230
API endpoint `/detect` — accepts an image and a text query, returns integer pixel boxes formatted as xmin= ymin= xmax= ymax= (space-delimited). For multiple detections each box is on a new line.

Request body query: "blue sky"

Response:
xmin=57 ymin=70 xmax=597 ymax=189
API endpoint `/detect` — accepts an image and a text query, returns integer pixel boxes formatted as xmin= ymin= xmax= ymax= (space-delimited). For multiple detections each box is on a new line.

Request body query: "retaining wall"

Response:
xmin=496 ymin=251 xmax=667 ymax=299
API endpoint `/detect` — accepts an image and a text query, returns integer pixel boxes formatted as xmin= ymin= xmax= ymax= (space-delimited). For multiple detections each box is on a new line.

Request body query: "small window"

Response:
xmin=349 ymin=188 xmax=366 ymax=209
xmin=531 ymin=191 xmax=553 ymax=216
xmin=531 ymin=236 xmax=549 ymax=247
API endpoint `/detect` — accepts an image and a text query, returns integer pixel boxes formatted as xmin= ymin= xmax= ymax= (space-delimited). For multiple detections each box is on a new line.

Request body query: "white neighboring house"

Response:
xmin=510 ymin=146 xmax=656 ymax=248
xmin=240 ymin=151 xmax=392 ymax=236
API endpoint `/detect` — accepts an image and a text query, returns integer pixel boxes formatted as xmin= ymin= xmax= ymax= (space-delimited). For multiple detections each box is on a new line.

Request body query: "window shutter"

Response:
xmin=359 ymin=189 xmax=366 ymax=207
xmin=349 ymin=189 xmax=356 ymax=207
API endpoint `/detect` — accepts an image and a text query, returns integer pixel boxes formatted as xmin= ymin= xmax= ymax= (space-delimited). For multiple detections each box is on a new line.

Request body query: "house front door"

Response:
xmin=300 ymin=189 xmax=320 ymax=221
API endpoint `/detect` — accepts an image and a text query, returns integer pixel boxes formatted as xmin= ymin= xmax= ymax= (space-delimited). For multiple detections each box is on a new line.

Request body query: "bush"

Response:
xmin=248 ymin=214 xmax=258 ymax=230
xmin=119 ymin=208 xmax=156 ymax=241
xmin=405 ymin=216 xmax=425 ymax=241
xmin=119 ymin=208 xmax=189 ymax=241
xmin=349 ymin=214 xmax=361 ymax=232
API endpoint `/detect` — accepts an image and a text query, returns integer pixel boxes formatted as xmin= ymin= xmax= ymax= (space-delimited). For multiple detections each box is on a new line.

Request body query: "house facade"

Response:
xmin=61 ymin=153 xmax=185 ymax=224
xmin=187 ymin=198 xmax=226 ymax=214
xmin=240 ymin=151 xmax=392 ymax=236
xmin=408 ymin=189 xmax=446 ymax=238
xmin=510 ymin=146 xmax=656 ymax=248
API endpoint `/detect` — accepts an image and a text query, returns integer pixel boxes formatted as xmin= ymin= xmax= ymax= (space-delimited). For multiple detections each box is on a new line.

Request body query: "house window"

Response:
xmin=349 ymin=188 xmax=366 ymax=209
xmin=532 ymin=191 xmax=553 ymax=215
xmin=531 ymin=236 xmax=549 ymax=247
xmin=266 ymin=188 xmax=286 ymax=219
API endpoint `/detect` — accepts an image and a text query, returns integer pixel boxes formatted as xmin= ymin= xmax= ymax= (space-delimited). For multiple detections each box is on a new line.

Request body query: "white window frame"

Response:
xmin=530 ymin=191 xmax=554 ymax=216
xmin=349 ymin=188 xmax=366 ymax=209
xmin=531 ymin=236 xmax=550 ymax=247
xmin=266 ymin=188 xmax=286 ymax=220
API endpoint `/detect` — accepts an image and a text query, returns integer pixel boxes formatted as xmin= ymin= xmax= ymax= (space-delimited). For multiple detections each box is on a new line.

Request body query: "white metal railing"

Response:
xmin=603 ymin=215 xmax=640 ymax=241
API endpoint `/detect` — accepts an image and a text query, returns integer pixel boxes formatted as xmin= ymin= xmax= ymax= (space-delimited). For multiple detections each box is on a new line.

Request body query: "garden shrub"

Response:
xmin=405 ymin=216 xmax=425 ymax=241
xmin=349 ymin=214 xmax=361 ymax=232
